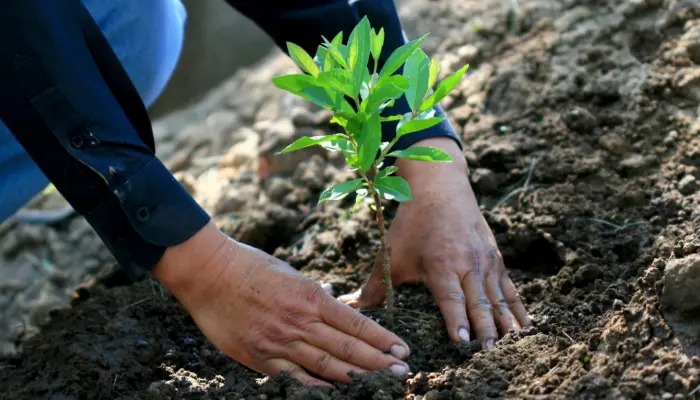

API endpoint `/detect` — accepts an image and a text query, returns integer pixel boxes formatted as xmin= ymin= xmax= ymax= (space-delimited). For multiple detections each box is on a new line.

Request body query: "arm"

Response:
xmin=0 ymin=0 xmax=412 ymax=383
xmin=0 ymin=0 xmax=209 ymax=279
xmin=226 ymin=0 xmax=463 ymax=157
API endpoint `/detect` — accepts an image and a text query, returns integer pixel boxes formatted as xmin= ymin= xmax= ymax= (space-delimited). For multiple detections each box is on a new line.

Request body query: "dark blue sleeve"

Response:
xmin=228 ymin=0 xmax=463 ymax=160
xmin=0 ymin=0 xmax=210 ymax=279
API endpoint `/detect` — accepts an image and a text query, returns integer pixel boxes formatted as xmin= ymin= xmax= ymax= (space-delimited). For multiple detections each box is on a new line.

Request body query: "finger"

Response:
xmin=425 ymin=272 xmax=471 ymax=343
xmin=500 ymin=272 xmax=533 ymax=328
xmin=338 ymin=256 xmax=387 ymax=309
xmin=485 ymin=274 xmax=521 ymax=335
xmin=305 ymin=323 xmax=409 ymax=372
xmin=321 ymin=282 xmax=334 ymax=297
xmin=461 ymin=256 xmax=499 ymax=349
xmin=288 ymin=342 xmax=370 ymax=383
xmin=263 ymin=358 xmax=331 ymax=387
xmin=321 ymin=299 xmax=410 ymax=360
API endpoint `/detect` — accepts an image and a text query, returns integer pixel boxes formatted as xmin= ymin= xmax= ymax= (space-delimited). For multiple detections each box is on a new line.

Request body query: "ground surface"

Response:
xmin=1 ymin=0 xmax=700 ymax=398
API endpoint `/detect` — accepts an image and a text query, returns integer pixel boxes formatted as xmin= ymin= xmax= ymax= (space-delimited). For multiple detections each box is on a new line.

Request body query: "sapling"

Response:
xmin=272 ymin=17 xmax=469 ymax=316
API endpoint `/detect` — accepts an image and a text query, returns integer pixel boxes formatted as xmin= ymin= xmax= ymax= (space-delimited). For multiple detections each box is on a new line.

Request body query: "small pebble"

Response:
xmin=678 ymin=174 xmax=698 ymax=195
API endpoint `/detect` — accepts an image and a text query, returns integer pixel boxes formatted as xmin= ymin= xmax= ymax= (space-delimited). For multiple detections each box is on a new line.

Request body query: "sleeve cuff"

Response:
xmin=85 ymin=157 xmax=210 ymax=279
xmin=113 ymin=157 xmax=210 ymax=247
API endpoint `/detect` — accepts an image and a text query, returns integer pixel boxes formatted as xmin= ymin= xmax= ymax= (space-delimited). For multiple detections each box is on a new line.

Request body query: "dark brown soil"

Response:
xmin=2 ymin=0 xmax=700 ymax=399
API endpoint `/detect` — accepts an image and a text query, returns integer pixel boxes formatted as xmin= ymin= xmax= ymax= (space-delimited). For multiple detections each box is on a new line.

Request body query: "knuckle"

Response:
xmin=468 ymin=296 xmax=492 ymax=312
xmin=461 ymin=264 xmax=482 ymax=282
xmin=432 ymin=251 xmax=458 ymax=267
xmin=302 ymin=282 xmax=327 ymax=305
xmin=350 ymin=314 xmax=370 ymax=336
xmin=505 ymin=291 xmax=523 ymax=307
xmin=282 ymin=310 xmax=308 ymax=328
xmin=338 ymin=338 xmax=359 ymax=360
xmin=314 ymin=352 xmax=332 ymax=375
xmin=487 ymin=245 xmax=502 ymax=262
xmin=496 ymin=298 xmax=511 ymax=310
xmin=430 ymin=241 xmax=473 ymax=265
xmin=438 ymin=288 xmax=465 ymax=305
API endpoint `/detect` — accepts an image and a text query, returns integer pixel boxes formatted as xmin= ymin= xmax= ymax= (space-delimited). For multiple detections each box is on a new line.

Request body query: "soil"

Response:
xmin=2 ymin=0 xmax=700 ymax=398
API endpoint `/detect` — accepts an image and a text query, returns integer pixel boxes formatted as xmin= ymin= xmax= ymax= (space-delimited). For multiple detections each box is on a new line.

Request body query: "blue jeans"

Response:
xmin=0 ymin=0 xmax=187 ymax=222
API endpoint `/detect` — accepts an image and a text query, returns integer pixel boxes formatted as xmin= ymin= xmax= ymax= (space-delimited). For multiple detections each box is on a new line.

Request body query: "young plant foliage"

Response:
xmin=273 ymin=17 xmax=469 ymax=314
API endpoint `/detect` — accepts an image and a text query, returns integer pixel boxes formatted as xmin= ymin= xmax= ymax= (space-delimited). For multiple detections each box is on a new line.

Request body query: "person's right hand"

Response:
xmin=153 ymin=221 xmax=411 ymax=386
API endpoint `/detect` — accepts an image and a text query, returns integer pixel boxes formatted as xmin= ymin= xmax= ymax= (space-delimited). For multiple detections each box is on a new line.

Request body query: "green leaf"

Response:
xmin=380 ymin=114 xmax=403 ymax=122
xmin=331 ymin=109 xmax=358 ymax=128
xmin=273 ymin=74 xmax=342 ymax=109
xmin=331 ymin=31 xmax=344 ymax=48
xmin=322 ymin=36 xmax=349 ymax=69
xmin=287 ymin=42 xmax=320 ymax=76
xmin=420 ymin=64 xmax=469 ymax=111
xmin=377 ymin=99 xmax=395 ymax=113
xmin=388 ymin=146 xmax=452 ymax=162
xmin=272 ymin=74 xmax=316 ymax=95
xmin=317 ymin=69 xmax=355 ymax=97
xmin=364 ymin=75 xmax=409 ymax=111
xmin=428 ymin=58 xmax=440 ymax=90
xmin=314 ymin=46 xmax=331 ymax=71
xmin=276 ymin=134 xmax=348 ymax=154
xmin=378 ymin=33 xmax=429 ymax=81
xmin=348 ymin=17 xmax=372 ymax=92
xmin=356 ymin=113 xmax=382 ymax=173
xmin=375 ymin=176 xmax=412 ymax=202
xmin=403 ymin=48 xmax=431 ymax=110
xmin=352 ymin=188 xmax=369 ymax=211
xmin=300 ymin=86 xmax=343 ymax=109
xmin=396 ymin=116 xmax=444 ymax=136
xmin=320 ymin=135 xmax=354 ymax=154
xmin=360 ymin=82 xmax=370 ymax=100
xmin=371 ymin=28 xmax=385 ymax=64
xmin=325 ymin=133 xmax=359 ymax=168
xmin=339 ymin=44 xmax=349 ymax=62
xmin=340 ymin=99 xmax=356 ymax=114
xmin=376 ymin=166 xmax=399 ymax=179
xmin=319 ymin=179 xmax=364 ymax=203
xmin=346 ymin=111 xmax=366 ymax=139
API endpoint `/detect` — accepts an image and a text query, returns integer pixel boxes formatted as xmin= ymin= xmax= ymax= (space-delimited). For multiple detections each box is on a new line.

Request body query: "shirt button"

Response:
xmin=136 ymin=207 xmax=150 ymax=222
xmin=70 ymin=135 xmax=84 ymax=149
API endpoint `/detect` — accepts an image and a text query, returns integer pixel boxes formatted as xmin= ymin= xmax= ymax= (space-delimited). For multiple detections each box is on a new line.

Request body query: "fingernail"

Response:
xmin=484 ymin=339 xmax=496 ymax=350
xmin=390 ymin=344 xmax=409 ymax=359
xmin=389 ymin=363 xmax=409 ymax=376
xmin=458 ymin=327 xmax=470 ymax=342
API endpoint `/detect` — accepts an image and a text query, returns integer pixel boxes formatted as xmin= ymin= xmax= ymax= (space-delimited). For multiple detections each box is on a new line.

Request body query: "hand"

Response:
xmin=339 ymin=138 xmax=532 ymax=349
xmin=153 ymin=221 xmax=411 ymax=386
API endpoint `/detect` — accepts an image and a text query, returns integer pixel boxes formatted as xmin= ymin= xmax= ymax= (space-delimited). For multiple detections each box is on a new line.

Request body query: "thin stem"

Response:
xmin=369 ymin=183 xmax=394 ymax=323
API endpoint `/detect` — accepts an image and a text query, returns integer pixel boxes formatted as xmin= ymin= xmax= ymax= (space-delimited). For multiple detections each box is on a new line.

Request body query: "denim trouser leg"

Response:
xmin=0 ymin=0 xmax=187 ymax=223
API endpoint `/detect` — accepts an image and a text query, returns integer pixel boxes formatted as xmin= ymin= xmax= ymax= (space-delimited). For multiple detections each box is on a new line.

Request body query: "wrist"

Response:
xmin=152 ymin=220 xmax=228 ymax=298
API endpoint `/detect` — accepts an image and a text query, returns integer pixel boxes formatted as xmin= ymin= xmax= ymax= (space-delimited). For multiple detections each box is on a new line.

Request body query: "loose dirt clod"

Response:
xmin=662 ymin=254 xmax=700 ymax=317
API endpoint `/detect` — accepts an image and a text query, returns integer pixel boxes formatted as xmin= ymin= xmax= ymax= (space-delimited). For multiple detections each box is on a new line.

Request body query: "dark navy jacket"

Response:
xmin=0 ymin=0 xmax=460 ymax=279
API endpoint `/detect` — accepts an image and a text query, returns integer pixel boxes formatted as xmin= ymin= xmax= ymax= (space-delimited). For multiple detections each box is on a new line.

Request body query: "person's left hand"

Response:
xmin=339 ymin=137 xmax=532 ymax=349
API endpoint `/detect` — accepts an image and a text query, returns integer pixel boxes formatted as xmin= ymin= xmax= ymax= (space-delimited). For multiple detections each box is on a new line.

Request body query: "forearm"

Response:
xmin=0 ymin=0 xmax=209 ymax=278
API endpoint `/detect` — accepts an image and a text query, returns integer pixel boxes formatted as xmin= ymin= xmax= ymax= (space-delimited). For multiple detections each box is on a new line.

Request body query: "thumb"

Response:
xmin=338 ymin=255 xmax=388 ymax=308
